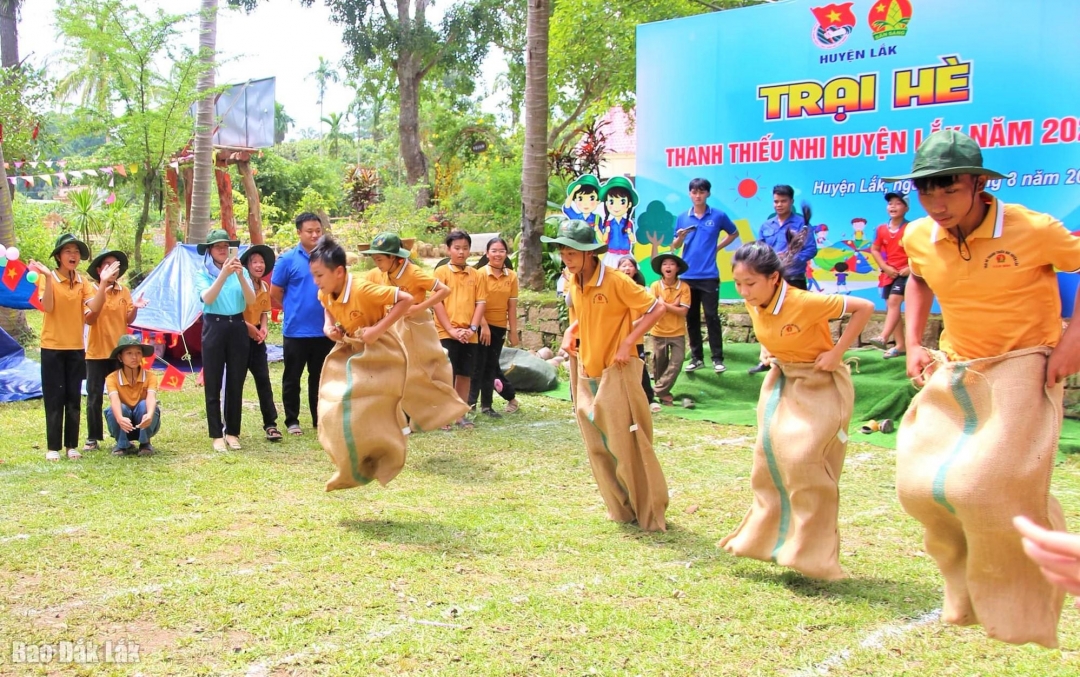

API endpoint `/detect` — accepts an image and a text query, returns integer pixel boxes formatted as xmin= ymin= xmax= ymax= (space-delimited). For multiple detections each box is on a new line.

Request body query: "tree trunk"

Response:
xmin=133 ymin=170 xmax=155 ymax=276
xmin=237 ymin=159 xmax=263 ymax=244
xmin=214 ymin=155 xmax=234 ymax=238
xmin=165 ymin=165 xmax=179 ymax=254
xmin=188 ymin=0 xmax=218 ymax=244
xmin=0 ymin=0 xmax=19 ymax=70
xmin=519 ymin=0 xmax=551 ymax=291
xmin=396 ymin=55 xmax=431 ymax=209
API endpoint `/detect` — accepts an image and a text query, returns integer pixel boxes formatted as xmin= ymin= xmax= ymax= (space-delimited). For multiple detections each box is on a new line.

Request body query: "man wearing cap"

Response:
xmin=83 ymin=249 xmax=149 ymax=452
xmin=886 ymin=130 xmax=1080 ymax=647
xmin=104 ymin=335 xmax=161 ymax=456
xmin=544 ymin=221 xmax=670 ymax=532
xmin=241 ymin=244 xmax=282 ymax=442
xmin=671 ymin=178 xmax=739 ymax=374
xmin=867 ymin=192 xmax=910 ymax=358
xmin=648 ymin=252 xmax=691 ymax=406
xmin=271 ymin=212 xmax=333 ymax=436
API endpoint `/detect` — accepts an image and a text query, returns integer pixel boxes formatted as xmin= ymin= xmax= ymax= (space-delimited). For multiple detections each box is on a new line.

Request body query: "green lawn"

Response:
xmin=2 ymin=334 xmax=1080 ymax=674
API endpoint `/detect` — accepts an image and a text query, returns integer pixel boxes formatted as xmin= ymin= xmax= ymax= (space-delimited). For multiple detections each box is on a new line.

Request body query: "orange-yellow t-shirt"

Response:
xmin=105 ymin=367 xmax=158 ymax=408
xmin=902 ymin=194 xmax=1080 ymax=360
xmin=648 ymin=279 xmax=690 ymax=338
xmin=377 ymin=259 xmax=439 ymax=300
xmin=86 ymin=283 xmax=133 ymax=360
xmin=568 ymin=265 xmax=658 ymax=378
xmin=434 ymin=263 xmax=486 ymax=343
xmin=318 ymin=273 xmax=400 ymax=336
xmin=39 ymin=271 xmax=93 ymax=351
xmin=480 ymin=265 xmax=518 ymax=328
xmin=243 ymin=279 xmax=271 ymax=326
xmin=747 ymin=282 xmax=848 ymax=363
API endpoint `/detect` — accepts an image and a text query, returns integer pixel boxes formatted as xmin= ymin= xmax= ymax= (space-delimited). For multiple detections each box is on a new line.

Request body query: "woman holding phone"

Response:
xmin=195 ymin=229 xmax=256 ymax=451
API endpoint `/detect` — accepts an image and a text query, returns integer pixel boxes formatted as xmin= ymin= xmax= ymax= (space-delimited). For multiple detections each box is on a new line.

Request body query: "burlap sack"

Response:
xmin=398 ymin=312 xmax=469 ymax=430
xmin=720 ymin=361 xmax=854 ymax=580
xmin=573 ymin=358 xmax=669 ymax=532
xmin=896 ymin=347 xmax=1065 ymax=648
xmin=317 ymin=331 xmax=410 ymax=491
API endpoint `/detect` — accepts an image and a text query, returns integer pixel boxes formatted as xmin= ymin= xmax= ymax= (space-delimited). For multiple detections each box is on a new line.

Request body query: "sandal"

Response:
xmin=649 ymin=402 xmax=662 ymax=413
xmin=225 ymin=435 xmax=242 ymax=450
xmin=287 ymin=425 xmax=303 ymax=436
xmin=66 ymin=448 xmax=82 ymax=460
xmin=112 ymin=444 xmax=132 ymax=456
xmin=456 ymin=419 xmax=475 ymax=430
xmin=45 ymin=450 xmax=60 ymax=461
xmin=82 ymin=440 xmax=99 ymax=452
xmin=137 ymin=443 xmax=156 ymax=457
xmin=480 ymin=407 xmax=501 ymax=419
xmin=504 ymin=399 xmax=520 ymax=414
xmin=659 ymin=396 xmax=675 ymax=407
xmin=868 ymin=337 xmax=889 ymax=350
xmin=265 ymin=427 xmax=283 ymax=442
xmin=212 ymin=438 xmax=227 ymax=452
xmin=883 ymin=347 xmax=906 ymax=359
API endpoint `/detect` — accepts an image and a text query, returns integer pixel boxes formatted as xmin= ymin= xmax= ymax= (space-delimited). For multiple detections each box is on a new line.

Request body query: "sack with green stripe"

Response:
xmin=317 ymin=332 xmax=410 ymax=491
xmin=573 ymin=358 xmax=669 ymax=532
xmin=896 ymin=347 xmax=1066 ymax=648
xmin=398 ymin=312 xmax=469 ymax=431
xmin=720 ymin=362 xmax=854 ymax=580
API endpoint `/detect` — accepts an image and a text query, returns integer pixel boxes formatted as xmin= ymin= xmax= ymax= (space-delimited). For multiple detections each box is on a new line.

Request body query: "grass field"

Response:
xmin=2 ymin=317 xmax=1080 ymax=675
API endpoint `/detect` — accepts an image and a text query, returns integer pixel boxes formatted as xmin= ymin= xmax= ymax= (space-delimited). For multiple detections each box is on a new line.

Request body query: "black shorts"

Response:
xmin=441 ymin=339 xmax=477 ymax=378
xmin=881 ymin=275 xmax=908 ymax=299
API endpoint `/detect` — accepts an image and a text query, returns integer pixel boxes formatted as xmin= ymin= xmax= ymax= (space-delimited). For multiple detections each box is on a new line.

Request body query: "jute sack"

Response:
xmin=896 ymin=347 xmax=1065 ymax=648
xmin=720 ymin=361 xmax=854 ymax=580
xmin=573 ymin=358 xmax=668 ymax=532
xmin=317 ymin=331 xmax=410 ymax=491
xmin=398 ymin=311 xmax=469 ymax=431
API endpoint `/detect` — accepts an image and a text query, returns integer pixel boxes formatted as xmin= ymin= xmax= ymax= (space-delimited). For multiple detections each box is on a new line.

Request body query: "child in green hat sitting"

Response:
xmin=104 ymin=335 xmax=162 ymax=456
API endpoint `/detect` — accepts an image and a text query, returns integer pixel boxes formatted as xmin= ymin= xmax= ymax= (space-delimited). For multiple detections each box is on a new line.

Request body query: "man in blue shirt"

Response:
xmin=671 ymin=178 xmax=739 ymax=374
xmin=270 ymin=213 xmax=334 ymax=435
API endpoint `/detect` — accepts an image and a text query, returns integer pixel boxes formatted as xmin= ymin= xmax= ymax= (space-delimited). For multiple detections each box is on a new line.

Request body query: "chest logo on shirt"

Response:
xmin=984 ymin=250 xmax=1019 ymax=269
xmin=780 ymin=323 xmax=801 ymax=337
xmin=592 ymin=293 xmax=608 ymax=304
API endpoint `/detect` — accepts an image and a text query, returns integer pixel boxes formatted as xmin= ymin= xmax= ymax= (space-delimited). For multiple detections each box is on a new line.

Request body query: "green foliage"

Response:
xmin=0 ymin=65 xmax=55 ymax=161
xmin=362 ymin=185 xmax=438 ymax=240
xmin=343 ymin=164 xmax=381 ymax=215
xmin=446 ymin=158 xmax=522 ymax=237
xmin=11 ymin=195 xmax=61 ymax=265
xmin=253 ymin=145 xmax=345 ymax=222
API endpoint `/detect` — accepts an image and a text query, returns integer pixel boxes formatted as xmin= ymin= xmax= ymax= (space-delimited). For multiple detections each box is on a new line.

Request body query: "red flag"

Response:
xmin=811 ymin=2 xmax=856 ymax=28
xmin=2 ymin=258 xmax=26 ymax=291
xmin=159 ymin=364 xmax=186 ymax=391
xmin=142 ymin=355 xmax=154 ymax=370
xmin=28 ymin=288 xmax=43 ymax=311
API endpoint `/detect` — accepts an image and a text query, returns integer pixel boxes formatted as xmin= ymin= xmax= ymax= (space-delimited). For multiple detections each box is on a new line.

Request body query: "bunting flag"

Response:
xmin=159 ymin=364 xmax=186 ymax=391
xmin=114 ymin=164 xmax=127 ymax=177
xmin=39 ymin=174 xmax=52 ymax=187
xmin=6 ymin=159 xmax=149 ymax=189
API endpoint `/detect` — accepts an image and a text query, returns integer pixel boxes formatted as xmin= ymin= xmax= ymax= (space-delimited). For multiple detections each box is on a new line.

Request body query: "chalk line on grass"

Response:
xmin=790 ymin=609 xmax=941 ymax=676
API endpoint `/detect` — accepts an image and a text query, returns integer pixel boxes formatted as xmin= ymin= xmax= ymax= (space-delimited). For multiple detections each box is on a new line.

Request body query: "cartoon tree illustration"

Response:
xmin=635 ymin=200 xmax=675 ymax=249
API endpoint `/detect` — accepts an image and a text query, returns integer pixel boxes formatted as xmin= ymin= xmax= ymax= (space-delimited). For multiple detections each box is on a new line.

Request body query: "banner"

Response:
xmin=635 ymin=0 xmax=1080 ymax=308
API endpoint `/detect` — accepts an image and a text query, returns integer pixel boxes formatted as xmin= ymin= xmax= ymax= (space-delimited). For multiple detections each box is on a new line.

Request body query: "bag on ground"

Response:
xmin=720 ymin=362 xmax=854 ymax=580
xmin=896 ymin=347 xmax=1065 ymax=648
xmin=500 ymin=347 xmax=559 ymax=392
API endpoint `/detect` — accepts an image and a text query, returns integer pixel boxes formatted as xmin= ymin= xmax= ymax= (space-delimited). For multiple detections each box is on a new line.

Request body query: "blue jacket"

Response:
xmin=759 ymin=213 xmax=817 ymax=280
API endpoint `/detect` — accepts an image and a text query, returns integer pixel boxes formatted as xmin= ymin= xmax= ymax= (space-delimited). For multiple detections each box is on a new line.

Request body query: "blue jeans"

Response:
xmin=105 ymin=402 xmax=161 ymax=447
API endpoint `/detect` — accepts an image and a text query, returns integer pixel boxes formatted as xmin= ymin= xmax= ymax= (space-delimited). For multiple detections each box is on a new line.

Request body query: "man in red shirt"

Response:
xmin=868 ymin=192 xmax=910 ymax=358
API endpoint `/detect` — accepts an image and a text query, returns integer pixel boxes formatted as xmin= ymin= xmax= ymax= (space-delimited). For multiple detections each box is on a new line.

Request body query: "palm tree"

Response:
xmin=320 ymin=111 xmax=348 ymax=157
xmin=519 ymin=0 xmax=551 ymax=290
xmin=0 ymin=0 xmax=31 ymax=341
xmin=189 ymin=0 xmax=218 ymax=244
xmin=274 ymin=101 xmax=293 ymax=144
xmin=0 ymin=0 xmax=21 ymax=69
xmin=54 ymin=5 xmax=120 ymax=112
xmin=308 ymin=56 xmax=339 ymax=154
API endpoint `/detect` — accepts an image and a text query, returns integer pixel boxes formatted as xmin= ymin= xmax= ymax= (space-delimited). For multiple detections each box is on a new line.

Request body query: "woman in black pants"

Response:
xmin=27 ymin=234 xmax=93 ymax=461
xmin=470 ymin=238 xmax=521 ymax=417
xmin=195 ymin=230 xmax=255 ymax=452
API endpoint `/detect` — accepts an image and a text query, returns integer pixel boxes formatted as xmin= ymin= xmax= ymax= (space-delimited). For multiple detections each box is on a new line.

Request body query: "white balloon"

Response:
xmin=5 ymin=246 xmax=19 ymax=261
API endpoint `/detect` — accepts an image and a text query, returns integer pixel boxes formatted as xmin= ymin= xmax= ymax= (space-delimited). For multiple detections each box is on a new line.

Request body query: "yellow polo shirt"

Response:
xmin=569 ymin=265 xmax=658 ymax=378
xmin=480 ymin=265 xmax=518 ymax=328
xmin=106 ymin=367 xmax=158 ymax=408
xmin=902 ymin=194 xmax=1080 ymax=360
xmin=243 ymin=279 xmax=271 ymax=327
xmin=747 ymin=281 xmax=847 ymax=363
xmin=318 ymin=273 xmax=400 ymax=336
xmin=375 ymin=259 xmax=439 ymax=300
xmin=39 ymin=271 xmax=93 ymax=351
xmin=363 ymin=267 xmax=383 ymax=284
xmin=649 ymin=280 xmax=691 ymax=338
xmin=86 ymin=283 xmax=133 ymax=360
xmin=434 ymin=263 xmax=487 ymax=343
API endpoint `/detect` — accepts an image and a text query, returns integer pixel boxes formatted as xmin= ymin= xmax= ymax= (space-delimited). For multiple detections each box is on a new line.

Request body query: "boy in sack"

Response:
xmin=310 ymin=235 xmax=414 ymax=490
xmin=648 ymin=253 xmax=691 ymax=407
xmin=104 ymin=335 xmax=162 ymax=456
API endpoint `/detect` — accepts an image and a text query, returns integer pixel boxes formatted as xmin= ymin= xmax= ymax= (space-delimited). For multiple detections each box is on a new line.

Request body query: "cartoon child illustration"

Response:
xmin=851 ymin=217 xmax=867 ymax=241
xmin=598 ymin=176 xmax=638 ymax=268
xmin=563 ymin=174 xmax=603 ymax=228
xmin=806 ymin=260 xmax=823 ymax=292
xmin=833 ymin=261 xmax=850 ymax=294
xmin=815 ymin=223 xmax=829 ymax=246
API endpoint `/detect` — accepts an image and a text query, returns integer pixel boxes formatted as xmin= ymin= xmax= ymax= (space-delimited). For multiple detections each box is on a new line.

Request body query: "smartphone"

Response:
xmin=228 ymin=246 xmax=239 ymax=259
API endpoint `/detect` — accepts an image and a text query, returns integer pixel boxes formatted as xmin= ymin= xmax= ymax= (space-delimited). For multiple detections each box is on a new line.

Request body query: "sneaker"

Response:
xmin=748 ymin=362 xmax=768 ymax=375
xmin=649 ymin=402 xmax=662 ymax=413
xmin=684 ymin=359 xmax=704 ymax=373
xmin=713 ymin=361 xmax=727 ymax=374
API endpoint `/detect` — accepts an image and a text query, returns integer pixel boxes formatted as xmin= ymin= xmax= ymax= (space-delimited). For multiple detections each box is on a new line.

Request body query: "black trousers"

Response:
xmin=686 ymin=278 xmax=724 ymax=363
xmin=468 ymin=326 xmax=517 ymax=408
xmin=282 ymin=336 xmax=334 ymax=429
xmin=40 ymin=348 xmax=85 ymax=451
xmin=247 ymin=339 xmax=278 ymax=430
xmin=202 ymin=313 xmax=250 ymax=438
xmin=85 ymin=358 xmax=115 ymax=442
xmin=638 ymin=344 xmax=655 ymax=404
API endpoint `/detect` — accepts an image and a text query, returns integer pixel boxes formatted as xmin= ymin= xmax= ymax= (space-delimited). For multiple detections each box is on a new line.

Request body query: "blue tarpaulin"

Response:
xmin=0 ymin=324 xmax=41 ymax=401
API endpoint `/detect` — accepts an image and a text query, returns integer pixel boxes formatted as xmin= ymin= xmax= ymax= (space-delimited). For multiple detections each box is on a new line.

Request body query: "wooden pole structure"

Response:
xmin=165 ymin=166 xmax=180 ymax=254
xmin=181 ymin=165 xmax=194 ymax=242
xmin=236 ymin=159 xmax=263 ymax=244
xmin=214 ymin=154 xmax=235 ymax=238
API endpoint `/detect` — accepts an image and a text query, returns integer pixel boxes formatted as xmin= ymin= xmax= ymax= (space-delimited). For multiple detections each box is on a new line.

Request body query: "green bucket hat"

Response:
xmin=883 ymin=130 xmax=1006 ymax=182
xmin=87 ymin=250 xmax=129 ymax=282
xmin=240 ymin=244 xmax=276 ymax=272
xmin=359 ymin=232 xmax=413 ymax=259
xmin=109 ymin=334 xmax=154 ymax=362
xmin=540 ymin=220 xmax=608 ymax=255
xmin=566 ymin=174 xmax=601 ymax=198
xmin=196 ymin=228 xmax=241 ymax=255
xmin=598 ymin=176 xmax=639 ymax=206
xmin=651 ymin=253 xmax=688 ymax=277
xmin=50 ymin=233 xmax=91 ymax=261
